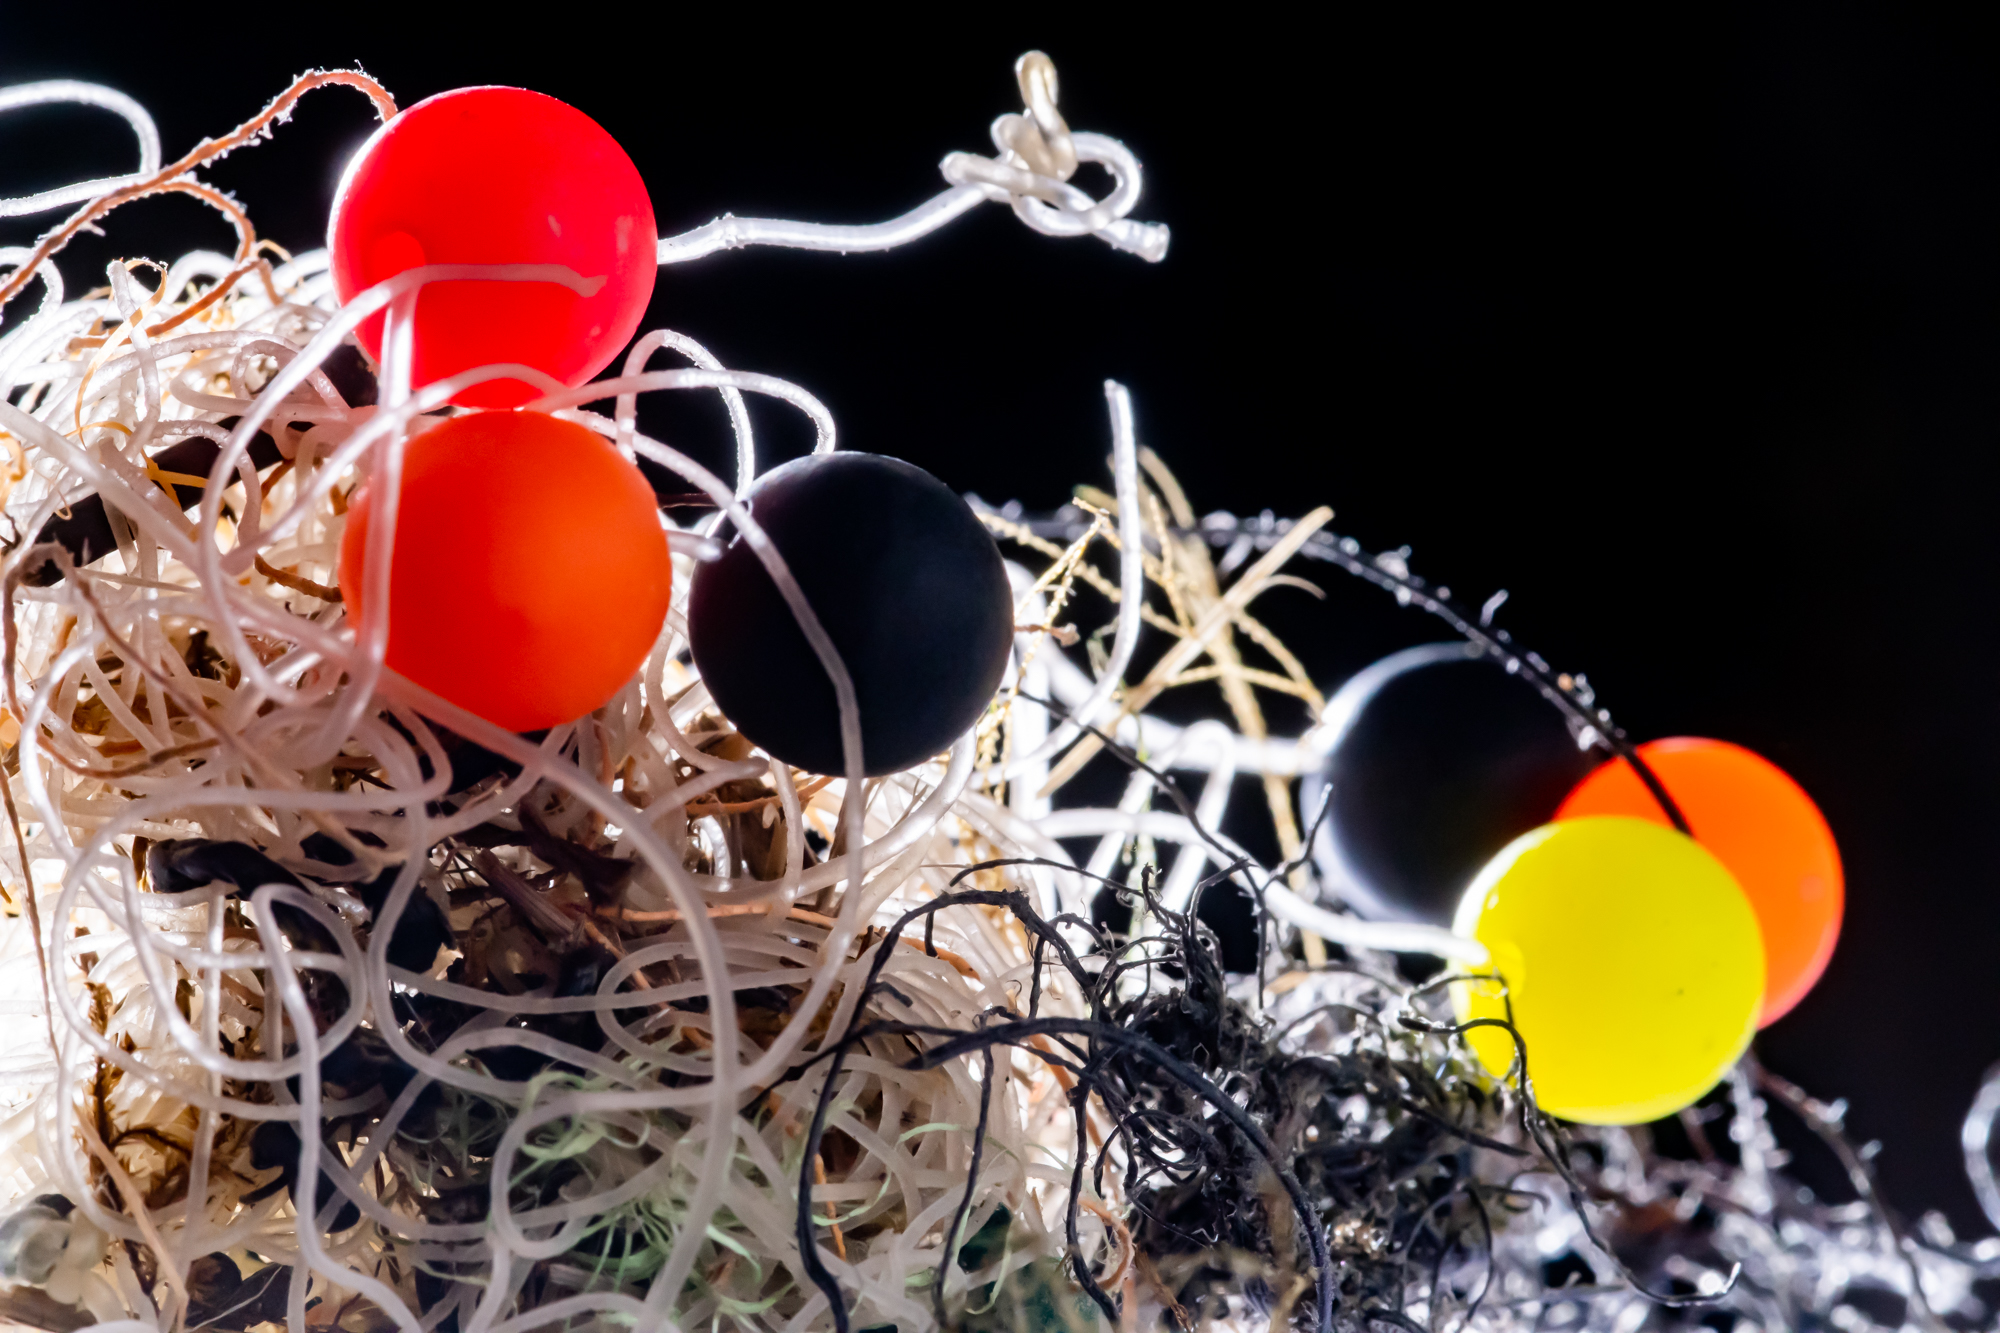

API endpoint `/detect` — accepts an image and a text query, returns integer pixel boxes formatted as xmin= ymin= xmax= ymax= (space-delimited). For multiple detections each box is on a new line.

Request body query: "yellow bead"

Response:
xmin=1451 ymin=816 xmax=1764 ymax=1125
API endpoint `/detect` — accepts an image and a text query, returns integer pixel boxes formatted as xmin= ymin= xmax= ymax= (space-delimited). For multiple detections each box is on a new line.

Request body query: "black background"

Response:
xmin=6 ymin=8 xmax=2000 ymax=1234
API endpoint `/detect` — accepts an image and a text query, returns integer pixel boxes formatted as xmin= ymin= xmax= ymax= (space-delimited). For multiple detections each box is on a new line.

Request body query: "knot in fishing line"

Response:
xmin=941 ymin=52 xmax=1171 ymax=262
xmin=1000 ymin=52 xmax=1078 ymax=181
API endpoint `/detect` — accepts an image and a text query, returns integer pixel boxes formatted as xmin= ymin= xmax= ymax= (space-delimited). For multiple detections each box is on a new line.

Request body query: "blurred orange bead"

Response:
xmin=339 ymin=410 xmax=671 ymax=731
xmin=1556 ymin=737 xmax=1842 ymax=1026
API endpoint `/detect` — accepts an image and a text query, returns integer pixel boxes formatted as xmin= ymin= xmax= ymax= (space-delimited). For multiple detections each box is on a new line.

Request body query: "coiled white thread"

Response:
xmin=656 ymin=53 xmax=1168 ymax=266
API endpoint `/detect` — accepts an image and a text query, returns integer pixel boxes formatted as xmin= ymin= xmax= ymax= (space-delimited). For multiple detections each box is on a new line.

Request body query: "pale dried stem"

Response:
xmin=0 ymin=70 xmax=396 ymax=314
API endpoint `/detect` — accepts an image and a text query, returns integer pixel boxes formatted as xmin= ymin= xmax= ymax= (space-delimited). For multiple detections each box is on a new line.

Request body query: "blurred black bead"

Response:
xmin=687 ymin=453 xmax=1013 ymax=776
xmin=319 ymin=341 xmax=378 ymax=408
xmin=1303 ymin=644 xmax=1598 ymax=924
xmin=1195 ymin=882 xmax=1263 ymax=973
xmin=414 ymin=1268 xmax=463 ymax=1333
xmin=25 ymin=422 xmax=282 ymax=587
xmin=299 ymin=830 xmax=453 ymax=973
xmin=147 ymin=838 xmax=300 ymax=897
xmin=315 ymin=1026 xmax=419 ymax=1105
xmin=441 ymin=727 xmax=546 ymax=793
xmin=248 ymin=1122 xmax=360 ymax=1232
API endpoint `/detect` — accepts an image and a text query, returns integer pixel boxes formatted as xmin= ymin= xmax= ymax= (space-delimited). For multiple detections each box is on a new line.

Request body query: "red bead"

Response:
xmin=329 ymin=87 xmax=657 ymax=408
xmin=339 ymin=411 xmax=672 ymax=731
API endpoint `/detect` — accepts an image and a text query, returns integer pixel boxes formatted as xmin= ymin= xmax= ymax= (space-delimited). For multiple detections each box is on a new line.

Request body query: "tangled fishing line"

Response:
xmin=1 ymin=52 xmax=2000 ymax=1333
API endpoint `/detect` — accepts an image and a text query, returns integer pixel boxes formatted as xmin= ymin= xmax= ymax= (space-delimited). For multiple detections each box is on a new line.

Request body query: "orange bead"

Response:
xmin=1555 ymin=738 xmax=1842 ymax=1026
xmin=339 ymin=411 xmax=671 ymax=731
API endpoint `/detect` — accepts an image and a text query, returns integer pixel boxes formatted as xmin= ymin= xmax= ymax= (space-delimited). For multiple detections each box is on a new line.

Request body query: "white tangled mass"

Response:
xmin=1 ymin=51 xmax=1999 ymax=1333
xmin=0 ymin=57 xmax=1360 ymax=1333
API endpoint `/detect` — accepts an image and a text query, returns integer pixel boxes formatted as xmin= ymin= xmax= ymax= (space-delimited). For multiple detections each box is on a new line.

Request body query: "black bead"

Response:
xmin=145 ymin=838 xmax=334 ymax=952
xmin=687 ymin=453 xmax=1013 ymax=777
xmin=1194 ymin=882 xmax=1262 ymax=974
xmin=1304 ymin=645 xmax=1598 ymax=924
xmin=23 ymin=340 xmax=377 ymax=589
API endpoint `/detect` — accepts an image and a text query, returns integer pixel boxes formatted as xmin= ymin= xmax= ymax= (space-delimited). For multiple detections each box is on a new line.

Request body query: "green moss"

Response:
xmin=958 ymin=1258 xmax=1101 ymax=1333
